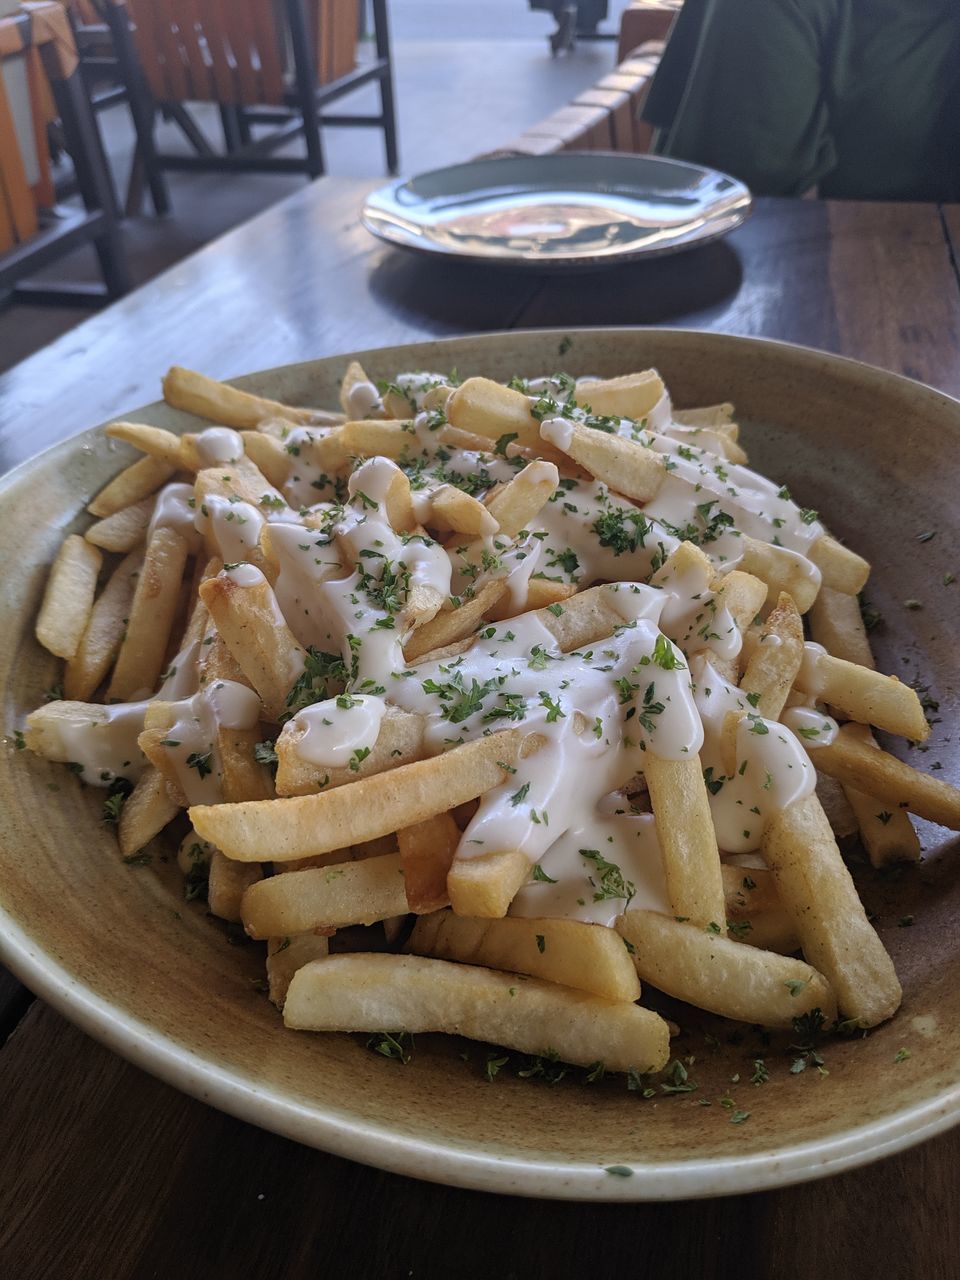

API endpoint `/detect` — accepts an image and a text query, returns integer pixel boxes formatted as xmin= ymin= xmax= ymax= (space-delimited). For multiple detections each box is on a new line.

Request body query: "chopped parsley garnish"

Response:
xmin=186 ymin=750 xmax=213 ymax=779
xmin=592 ymin=507 xmax=651 ymax=556
xmin=366 ymin=1031 xmax=414 ymax=1064
xmin=580 ymin=849 xmax=635 ymax=904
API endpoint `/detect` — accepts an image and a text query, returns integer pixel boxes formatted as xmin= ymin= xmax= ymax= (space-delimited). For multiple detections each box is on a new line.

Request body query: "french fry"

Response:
xmin=237 ymin=430 xmax=290 ymax=489
xmin=795 ymin=649 xmax=928 ymax=742
xmin=842 ymin=772 xmax=922 ymax=866
xmin=338 ymin=419 xmax=415 ymax=459
xmin=35 ymin=535 xmax=102 ymax=660
xmin=616 ymin=910 xmax=835 ymax=1028
xmin=267 ymin=933 xmax=330 ymax=1009
xmin=199 ymin=569 xmax=306 ymax=722
xmin=427 ymin=485 xmax=498 ymax=537
xmin=575 ymin=370 xmax=665 ymax=420
xmin=808 ymin=586 xmax=875 ymax=669
xmin=207 ymin=851 xmax=263 ymax=923
xmin=537 ymin=583 xmax=623 ymax=651
xmin=481 ymin=460 xmax=559 ymax=539
xmin=446 ymin=377 xmax=541 ymax=450
xmin=194 ymin=455 xmax=286 ymax=515
xmin=816 ymin=771 xmax=860 ymax=840
xmin=87 ymin=455 xmax=175 ymax=518
xmin=162 ymin=365 xmax=334 ymax=427
xmin=762 ymin=792 xmax=901 ymax=1025
xmin=446 ymin=848 xmax=533 ymax=920
xmin=283 ymin=953 xmax=670 ymax=1073
xmin=487 ymin=577 xmax=577 ymax=621
xmin=397 ymin=812 xmax=460 ymax=912
xmin=107 ymin=527 xmax=189 ymax=700
xmin=403 ymin=581 xmax=506 ymax=662
xmin=643 ymin=754 xmax=726 ymax=929
xmin=808 ymin=723 xmax=960 ymax=830
xmin=737 ymin=537 xmax=820 ymax=613
xmin=192 ymin=729 xmax=540 ymax=863
xmin=241 ymin=851 xmax=409 ymax=937
xmin=84 ymin=497 xmax=154 ymax=553
xmin=105 ymin=422 xmax=186 ymax=468
xmin=809 ymin=534 xmax=870 ymax=596
xmin=739 ymin=592 xmax=803 ymax=719
xmin=275 ymin=705 xmax=427 ymax=797
xmin=538 ymin=418 xmax=666 ymax=502
xmin=408 ymin=909 xmax=641 ymax=1003
xmin=118 ymin=766 xmax=180 ymax=858
xmin=65 ymin=551 xmax=142 ymax=701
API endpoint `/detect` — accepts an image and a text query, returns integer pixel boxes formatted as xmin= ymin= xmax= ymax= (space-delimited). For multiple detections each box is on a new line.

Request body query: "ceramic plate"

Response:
xmin=361 ymin=154 xmax=752 ymax=268
xmin=0 ymin=330 xmax=957 ymax=1201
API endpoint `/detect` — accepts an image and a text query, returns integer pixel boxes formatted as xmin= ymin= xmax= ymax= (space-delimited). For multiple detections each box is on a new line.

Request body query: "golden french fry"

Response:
xmin=616 ymin=910 xmax=835 ymax=1028
xmin=809 ymin=534 xmax=870 ymax=595
xmin=738 ymin=537 xmax=820 ymax=613
xmin=237 ymin=430 xmax=290 ymax=489
xmin=194 ymin=455 xmax=286 ymax=515
xmin=843 ymin=771 xmax=922 ymax=868
xmin=408 ymin=909 xmax=641 ymax=1002
xmin=762 ymin=792 xmax=901 ymax=1025
xmin=446 ymin=377 xmax=541 ymax=450
xmin=739 ymin=592 xmax=803 ymax=719
xmin=712 ymin=569 xmax=768 ymax=636
xmin=404 ymin=581 xmax=506 ymax=662
xmin=487 ymin=577 xmax=578 ymax=621
xmin=482 ymin=460 xmax=559 ymax=539
xmin=107 ymin=527 xmax=189 ymax=700
xmin=537 ymin=583 xmax=623 ymax=651
xmin=241 ymin=851 xmax=408 ymax=938
xmin=87 ymin=455 xmax=175 ymax=518
xmin=207 ymin=851 xmax=263 ymax=923
xmin=397 ymin=812 xmax=460 ymax=913
xmin=795 ymin=649 xmax=928 ymax=742
xmin=199 ymin=570 xmax=306 ymax=722
xmin=816 ymin=771 xmax=860 ymax=840
xmin=339 ymin=359 xmax=380 ymax=416
xmin=105 ymin=422 xmax=185 ymax=467
xmin=643 ymin=754 xmax=726 ymax=929
xmin=538 ymin=418 xmax=666 ymax=502
xmin=84 ymin=496 xmax=154 ymax=553
xmin=809 ymin=723 xmax=960 ymax=830
xmin=427 ymin=485 xmax=498 ymax=537
xmin=338 ymin=419 xmax=415 ymax=459
xmin=446 ymin=848 xmax=533 ymax=920
xmin=808 ymin=586 xmax=875 ymax=669
xmin=283 ymin=953 xmax=670 ymax=1074
xmin=65 ymin=550 xmax=142 ymax=701
xmin=118 ymin=765 xmax=181 ymax=858
xmin=267 ymin=933 xmax=331 ymax=1009
xmin=275 ymin=705 xmax=426 ymax=797
xmin=162 ymin=365 xmax=332 ymax=427
xmin=576 ymin=370 xmax=664 ymax=420
xmin=35 ymin=535 xmax=102 ymax=660
xmin=192 ymin=729 xmax=538 ymax=863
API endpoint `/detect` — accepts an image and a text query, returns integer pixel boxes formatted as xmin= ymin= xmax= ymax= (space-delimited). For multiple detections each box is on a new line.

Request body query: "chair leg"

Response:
xmin=106 ymin=1 xmax=171 ymax=215
xmin=286 ymin=0 xmax=325 ymax=179
xmin=44 ymin=62 xmax=132 ymax=297
xmin=219 ymin=105 xmax=242 ymax=153
xmin=372 ymin=0 xmax=399 ymax=174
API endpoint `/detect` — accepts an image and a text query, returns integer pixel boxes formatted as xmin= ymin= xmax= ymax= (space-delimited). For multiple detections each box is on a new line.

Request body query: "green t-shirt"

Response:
xmin=644 ymin=0 xmax=960 ymax=200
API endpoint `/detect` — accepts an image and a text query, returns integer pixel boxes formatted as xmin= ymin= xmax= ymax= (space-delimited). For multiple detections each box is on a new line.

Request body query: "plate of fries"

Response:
xmin=0 ymin=329 xmax=957 ymax=1200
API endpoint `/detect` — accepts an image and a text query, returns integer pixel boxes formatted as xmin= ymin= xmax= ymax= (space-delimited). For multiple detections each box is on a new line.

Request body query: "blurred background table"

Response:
xmin=1 ymin=177 xmax=959 ymax=1278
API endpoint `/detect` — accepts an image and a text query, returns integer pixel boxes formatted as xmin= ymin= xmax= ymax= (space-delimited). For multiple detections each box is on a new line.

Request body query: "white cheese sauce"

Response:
xmin=54 ymin=367 xmax=836 ymax=925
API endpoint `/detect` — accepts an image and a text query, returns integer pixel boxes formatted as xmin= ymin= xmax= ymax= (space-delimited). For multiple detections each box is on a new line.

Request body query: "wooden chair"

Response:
xmin=103 ymin=0 xmax=397 ymax=216
xmin=0 ymin=1 xmax=129 ymax=303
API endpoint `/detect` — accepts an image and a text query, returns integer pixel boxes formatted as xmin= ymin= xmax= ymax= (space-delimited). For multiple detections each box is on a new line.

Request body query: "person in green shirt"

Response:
xmin=643 ymin=0 xmax=960 ymax=200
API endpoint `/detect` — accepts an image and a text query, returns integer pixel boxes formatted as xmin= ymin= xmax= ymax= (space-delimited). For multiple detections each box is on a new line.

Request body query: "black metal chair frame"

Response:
xmin=0 ymin=12 xmax=130 ymax=307
xmin=105 ymin=0 xmax=399 ymax=217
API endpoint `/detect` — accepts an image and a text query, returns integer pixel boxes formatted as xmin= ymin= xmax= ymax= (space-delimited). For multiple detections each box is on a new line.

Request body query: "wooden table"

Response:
xmin=1 ymin=181 xmax=959 ymax=1279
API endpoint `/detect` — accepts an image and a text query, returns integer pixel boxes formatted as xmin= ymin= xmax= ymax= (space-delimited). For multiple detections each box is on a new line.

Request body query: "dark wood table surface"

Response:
xmin=2 ymin=181 xmax=960 ymax=1279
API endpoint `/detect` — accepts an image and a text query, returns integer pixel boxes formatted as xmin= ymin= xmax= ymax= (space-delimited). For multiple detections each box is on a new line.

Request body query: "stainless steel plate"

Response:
xmin=361 ymin=153 xmax=752 ymax=269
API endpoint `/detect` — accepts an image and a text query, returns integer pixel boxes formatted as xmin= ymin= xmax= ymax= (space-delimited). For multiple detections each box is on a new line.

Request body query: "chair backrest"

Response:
xmin=121 ymin=0 xmax=358 ymax=108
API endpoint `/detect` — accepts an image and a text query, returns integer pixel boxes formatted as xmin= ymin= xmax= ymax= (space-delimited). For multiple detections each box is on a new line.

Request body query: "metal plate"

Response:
xmin=361 ymin=153 xmax=752 ymax=269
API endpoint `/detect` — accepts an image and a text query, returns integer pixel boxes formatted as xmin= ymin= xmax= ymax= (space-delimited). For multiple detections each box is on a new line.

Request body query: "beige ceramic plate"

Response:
xmin=0 ymin=330 xmax=957 ymax=1201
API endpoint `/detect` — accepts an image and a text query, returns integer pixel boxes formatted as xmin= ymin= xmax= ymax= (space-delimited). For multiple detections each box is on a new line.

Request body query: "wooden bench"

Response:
xmin=488 ymin=2 xmax=678 ymax=158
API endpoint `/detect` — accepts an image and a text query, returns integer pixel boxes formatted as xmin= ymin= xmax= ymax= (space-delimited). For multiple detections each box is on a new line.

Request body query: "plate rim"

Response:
xmin=2 ymin=326 xmax=959 ymax=1201
xmin=361 ymin=150 xmax=753 ymax=270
